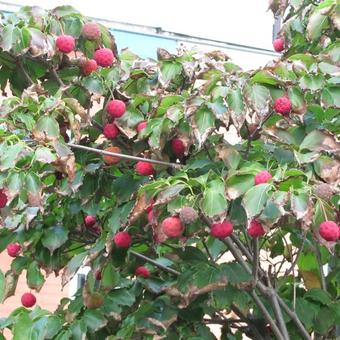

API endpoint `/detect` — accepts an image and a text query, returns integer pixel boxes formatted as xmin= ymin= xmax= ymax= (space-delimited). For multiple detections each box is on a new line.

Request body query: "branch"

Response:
xmin=17 ymin=57 xmax=34 ymax=85
xmin=68 ymin=143 xmax=183 ymax=169
xmin=129 ymin=250 xmax=180 ymax=276
xmin=252 ymin=238 xmax=259 ymax=285
xmin=250 ymin=290 xmax=285 ymax=340
xmin=284 ymin=236 xmax=306 ymax=276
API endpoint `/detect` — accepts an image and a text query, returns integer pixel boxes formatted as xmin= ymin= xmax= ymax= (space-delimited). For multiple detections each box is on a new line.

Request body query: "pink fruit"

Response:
xmin=273 ymin=38 xmax=284 ymax=52
xmin=211 ymin=221 xmax=233 ymax=239
xmin=137 ymin=121 xmax=147 ymax=132
xmin=82 ymin=22 xmax=101 ymax=40
xmin=135 ymin=266 xmax=150 ymax=278
xmin=274 ymin=96 xmax=292 ymax=116
xmin=94 ymin=48 xmax=115 ymax=67
xmin=161 ymin=217 xmax=184 ymax=238
xmin=0 ymin=189 xmax=8 ymax=208
xmin=7 ymin=243 xmax=21 ymax=257
xmin=247 ymin=219 xmax=265 ymax=238
xmin=171 ymin=138 xmax=185 ymax=158
xmin=135 ymin=161 xmax=154 ymax=176
xmin=319 ymin=221 xmax=339 ymax=242
xmin=254 ymin=170 xmax=272 ymax=185
xmin=84 ymin=215 xmax=96 ymax=228
xmin=21 ymin=292 xmax=36 ymax=308
xmin=114 ymin=231 xmax=132 ymax=248
xmin=103 ymin=123 xmax=119 ymax=139
xmin=106 ymin=100 xmax=126 ymax=118
xmin=56 ymin=35 xmax=75 ymax=53
xmin=82 ymin=59 xmax=97 ymax=76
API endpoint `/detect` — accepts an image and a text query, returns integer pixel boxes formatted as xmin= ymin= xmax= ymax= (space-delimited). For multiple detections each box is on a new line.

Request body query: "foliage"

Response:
xmin=0 ymin=1 xmax=339 ymax=339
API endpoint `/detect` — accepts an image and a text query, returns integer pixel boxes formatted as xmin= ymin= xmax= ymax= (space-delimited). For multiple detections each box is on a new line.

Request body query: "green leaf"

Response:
xmin=101 ymin=263 xmax=119 ymax=291
xmin=61 ymin=251 xmax=87 ymax=287
xmin=0 ymin=143 xmax=26 ymax=171
xmin=33 ymin=116 xmax=60 ymax=141
xmin=291 ymin=193 xmax=309 ymax=220
xmin=27 ymin=261 xmax=45 ymax=291
xmin=295 ymin=298 xmax=320 ymax=329
xmin=242 ymin=183 xmax=271 ymax=218
xmin=307 ymin=10 xmax=329 ymax=41
xmin=244 ymin=84 xmax=271 ymax=115
xmin=251 ymin=70 xmax=279 ymax=85
xmin=299 ymin=74 xmax=325 ymax=91
xmin=12 ymin=312 xmax=33 ymax=340
xmin=321 ymin=86 xmax=340 ymax=108
xmin=82 ymin=75 xmax=104 ymax=95
xmin=300 ymin=130 xmax=338 ymax=152
xmin=304 ymin=288 xmax=332 ymax=305
xmin=0 ymin=270 xmax=5 ymax=303
xmin=41 ymin=226 xmax=68 ymax=254
xmin=288 ymin=86 xmax=306 ymax=113
xmin=202 ymin=179 xmax=228 ymax=217
xmin=82 ymin=309 xmax=107 ymax=332
xmin=313 ymin=306 xmax=336 ymax=334
xmin=226 ymin=175 xmax=254 ymax=200
xmin=227 ymin=88 xmax=245 ymax=129
xmin=160 ymin=61 xmax=182 ymax=83
xmin=35 ymin=147 xmax=57 ymax=164
xmin=194 ymin=107 xmax=215 ymax=135
xmin=0 ymin=24 xmax=15 ymax=51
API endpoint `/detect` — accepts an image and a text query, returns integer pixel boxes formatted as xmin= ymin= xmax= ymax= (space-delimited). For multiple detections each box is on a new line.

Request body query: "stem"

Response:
xmin=285 ymin=236 xmax=306 ymax=276
xmin=17 ymin=58 xmax=34 ymax=85
xmin=315 ymin=243 xmax=327 ymax=291
xmin=250 ymin=290 xmax=285 ymax=340
xmin=68 ymin=143 xmax=182 ymax=168
xmin=202 ymin=240 xmax=214 ymax=262
xmin=252 ymin=238 xmax=259 ymax=284
xmin=129 ymin=250 xmax=180 ymax=276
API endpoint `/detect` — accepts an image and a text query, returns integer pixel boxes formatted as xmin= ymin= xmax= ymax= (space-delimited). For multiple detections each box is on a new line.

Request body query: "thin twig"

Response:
xmin=252 ymin=238 xmax=259 ymax=285
xmin=68 ymin=143 xmax=182 ymax=168
xmin=315 ymin=243 xmax=327 ymax=292
xmin=129 ymin=250 xmax=180 ymax=276
xmin=202 ymin=240 xmax=214 ymax=262
xmin=17 ymin=58 xmax=34 ymax=85
xmin=285 ymin=236 xmax=306 ymax=276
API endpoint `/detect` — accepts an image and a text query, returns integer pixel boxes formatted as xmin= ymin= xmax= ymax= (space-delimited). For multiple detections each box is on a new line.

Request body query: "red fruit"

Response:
xmin=273 ymin=38 xmax=284 ymax=52
xmin=84 ymin=215 xmax=96 ymax=228
xmin=161 ymin=217 xmax=184 ymax=238
xmin=106 ymin=100 xmax=126 ymax=118
xmin=82 ymin=22 xmax=101 ymax=40
xmin=211 ymin=221 xmax=233 ymax=239
xmin=137 ymin=121 xmax=147 ymax=132
xmin=114 ymin=231 xmax=132 ymax=248
xmin=7 ymin=243 xmax=21 ymax=257
xmin=56 ymin=35 xmax=75 ymax=54
xmin=247 ymin=220 xmax=265 ymax=238
xmin=0 ymin=189 xmax=8 ymax=208
xmin=171 ymin=138 xmax=185 ymax=158
xmin=103 ymin=146 xmax=121 ymax=165
xmin=254 ymin=170 xmax=272 ymax=185
xmin=94 ymin=48 xmax=115 ymax=67
xmin=103 ymin=123 xmax=119 ymax=139
xmin=274 ymin=96 xmax=292 ymax=116
xmin=135 ymin=161 xmax=154 ymax=176
xmin=319 ymin=221 xmax=339 ymax=242
xmin=21 ymin=292 xmax=36 ymax=308
xmin=95 ymin=270 xmax=102 ymax=281
xmin=82 ymin=59 xmax=97 ymax=76
xmin=135 ymin=266 xmax=150 ymax=279
xmin=147 ymin=210 xmax=153 ymax=224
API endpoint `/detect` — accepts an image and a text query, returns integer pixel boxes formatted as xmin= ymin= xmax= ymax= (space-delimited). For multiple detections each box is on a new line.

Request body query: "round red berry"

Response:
xmin=7 ymin=243 xmax=21 ymax=257
xmin=114 ymin=231 xmax=132 ymax=248
xmin=94 ymin=48 xmax=115 ymax=67
xmin=106 ymin=100 xmax=126 ymax=118
xmin=171 ymin=138 xmax=185 ymax=158
xmin=211 ymin=221 xmax=233 ymax=239
xmin=103 ymin=123 xmax=119 ymax=139
xmin=161 ymin=217 xmax=184 ymax=238
xmin=254 ymin=170 xmax=272 ymax=185
xmin=319 ymin=221 xmax=339 ymax=242
xmin=84 ymin=215 xmax=96 ymax=228
xmin=81 ymin=59 xmax=97 ymax=76
xmin=274 ymin=96 xmax=292 ymax=116
xmin=56 ymin=35 xmax=75 ymax=54
xmin=0 ymin=189 xmax=8 ymax=208
xmin=247 ymin=220 xmax=265 ymax=238
xmin=135 ymin=161 xmax=154 ymax=176
xmin=82 ymin=22 xmax=101 ymax=40
xmin=21 ymin=292 xmax=36 ymax=308
xmin=273 ymin=38 xmax=284 ymax=52
xmin=135 ymin=266 xmax=150 ymax=278
xmin=137 ymin=121 xmax=147 ymax=132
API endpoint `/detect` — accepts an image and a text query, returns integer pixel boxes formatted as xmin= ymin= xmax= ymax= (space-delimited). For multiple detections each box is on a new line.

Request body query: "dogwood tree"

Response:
xmin=0 ymin=0 xmax=339 ymax=339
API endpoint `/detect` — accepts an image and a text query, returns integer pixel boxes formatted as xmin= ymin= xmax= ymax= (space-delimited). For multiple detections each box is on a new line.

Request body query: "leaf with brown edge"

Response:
xmin=154 ymin=184 xmax=186 ymax=206
xmin=300 ymin=130 xmax=340 ymax=154
xmin=300 ymin=270 xmax=321 ymax=289
xmin=127 ymin=194 xmax=148 ymax=226
xmin=314 ymin=158 xmax=340 ymax=185
xmin=1 ymin=271 xmax=19 ymax=302
xmin=64 ymin=98 xmax=89 ymax=124
xmin=52 ymin=141 xmax=76 ymax=183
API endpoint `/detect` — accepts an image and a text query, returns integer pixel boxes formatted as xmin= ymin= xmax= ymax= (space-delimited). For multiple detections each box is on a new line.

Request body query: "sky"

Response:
xmin=3 ymin=0 xmax=274 ymax=49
